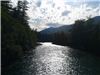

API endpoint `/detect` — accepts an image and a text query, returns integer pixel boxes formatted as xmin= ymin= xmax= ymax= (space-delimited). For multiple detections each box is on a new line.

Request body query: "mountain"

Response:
xmin=92 ymin=16 xmax=100 ymax=24
xmin=38 ymin=16 xmax=100 ymax=42
xmin=38 ymin=24 xmax=72 ymax=42
xmin=40 ymin=16 xmax=100 ymax=34
xmin=40 ymin=25 xmax=73 ymax=34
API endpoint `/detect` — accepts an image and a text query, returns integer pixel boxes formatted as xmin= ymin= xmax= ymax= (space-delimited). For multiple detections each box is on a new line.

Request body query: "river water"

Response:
xmin=4 ymin=42 xmax=100 ymax=75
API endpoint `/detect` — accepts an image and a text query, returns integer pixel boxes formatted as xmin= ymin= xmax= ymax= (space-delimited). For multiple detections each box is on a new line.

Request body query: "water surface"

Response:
xmin=4 ymin=42 xmax=100 ymax=75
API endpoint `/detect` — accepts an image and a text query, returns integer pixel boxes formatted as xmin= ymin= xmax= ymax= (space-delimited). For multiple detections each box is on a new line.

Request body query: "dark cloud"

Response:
xmin=36 ymin=1 xmax=41 ymax=7
xmin=52 ymin=3 xmax=55 ymax=7
xmin=57 ymin=7 xmax=60 ymax=9
xmin=47 ymin=23 xmax=63 ymax=27
xmin=62 ymin=11 xmax=70 ymax=16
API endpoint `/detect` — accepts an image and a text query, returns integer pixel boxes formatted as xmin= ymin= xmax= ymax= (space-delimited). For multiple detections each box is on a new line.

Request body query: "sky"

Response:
xmin=11 ymin=0 xmax=100 ymax=31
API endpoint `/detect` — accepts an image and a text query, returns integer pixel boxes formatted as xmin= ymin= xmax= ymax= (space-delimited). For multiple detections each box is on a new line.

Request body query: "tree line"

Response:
xmin=1 ymin=1 xmax=37 ymax=69
xmin=52 ymin=17 xmax=100 ymax=55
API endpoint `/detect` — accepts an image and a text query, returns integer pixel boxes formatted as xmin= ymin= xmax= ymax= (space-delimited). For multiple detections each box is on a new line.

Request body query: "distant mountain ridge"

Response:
xmin=92 ymin=16 xmax=100 ymax=24
xmin=40 ymin=25 xmax=73 ymax=34
xmin=40 ymin=16 xmax=100 ymax=34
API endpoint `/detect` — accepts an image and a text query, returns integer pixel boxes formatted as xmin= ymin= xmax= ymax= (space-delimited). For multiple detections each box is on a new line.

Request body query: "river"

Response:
xmin=4 ymin=42 xmax=100 ymax=75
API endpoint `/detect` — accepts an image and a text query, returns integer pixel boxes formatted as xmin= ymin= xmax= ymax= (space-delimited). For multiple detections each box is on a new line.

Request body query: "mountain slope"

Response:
xmin=40 ymin=25 xmax=73 ymax=34
xmin=40 ymin=16 xmax=100 ymax=34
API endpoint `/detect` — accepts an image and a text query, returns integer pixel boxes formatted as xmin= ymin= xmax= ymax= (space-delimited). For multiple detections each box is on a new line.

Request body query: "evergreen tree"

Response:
xmin=1 ymin=1 xmax=37 ymax=70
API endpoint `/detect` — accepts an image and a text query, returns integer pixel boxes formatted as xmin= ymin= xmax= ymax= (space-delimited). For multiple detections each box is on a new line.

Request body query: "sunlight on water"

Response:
xmin=35 ymin=42 xmax=73 ymax=75
xmin=40 ymin=42 xmax=53 ymax=46
xmin=4 ymin=42 xmax=100 ymax=75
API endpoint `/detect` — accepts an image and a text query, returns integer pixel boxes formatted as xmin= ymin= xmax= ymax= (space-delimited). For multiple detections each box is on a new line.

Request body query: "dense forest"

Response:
xmin=39 ymin=17 xmax=100 ymax=55
xmin=70 ymin=18 xmax=100 ymax=54
xmin=53 ymin=18 xmax=100 ymax=55
xmin=1 ymin=1 xmax=37 ymax=69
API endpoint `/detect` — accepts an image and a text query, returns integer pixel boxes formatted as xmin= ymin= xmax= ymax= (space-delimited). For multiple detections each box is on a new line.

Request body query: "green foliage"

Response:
xmin=53 ymin=32 xmax=69 ymax=45
xmin=52 ymin=17 xmax=100 ymax=54
xmin=11 ymin=0 xmax=29 ymax=25
xmin=71 ymin=18 xmax=100 ymax=53
xmin=1 ymin=1 xmax=37 ymax=68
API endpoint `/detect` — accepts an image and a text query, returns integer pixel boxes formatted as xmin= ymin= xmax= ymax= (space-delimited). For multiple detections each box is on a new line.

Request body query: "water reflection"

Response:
xmin=4 ymin=42 xmax=100 ymax=75
xmin=35 ymin=47 xmax=67 ymax=75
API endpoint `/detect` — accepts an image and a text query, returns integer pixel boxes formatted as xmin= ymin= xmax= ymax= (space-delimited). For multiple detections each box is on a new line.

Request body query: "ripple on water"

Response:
xmin=4 ymin=42 xmax=100 ymax=75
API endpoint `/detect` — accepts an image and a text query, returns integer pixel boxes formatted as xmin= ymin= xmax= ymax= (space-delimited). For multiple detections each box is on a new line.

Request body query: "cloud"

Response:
xmin=62 ymin=11 xmax=70 ymax=16
xmin=11 ymin=0 xmax=100 ymax=31
xmin=28 ymin=0 xmax=100 ymax=30
xmin=36 ymin=1 xmax=41 ymax=7
xmin=47 ymin=23 xmax=63 ymax=27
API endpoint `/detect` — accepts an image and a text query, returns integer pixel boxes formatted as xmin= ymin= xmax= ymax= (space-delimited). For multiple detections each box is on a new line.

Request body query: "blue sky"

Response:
xmin=11 ymin=0 xmax=100 ymax=31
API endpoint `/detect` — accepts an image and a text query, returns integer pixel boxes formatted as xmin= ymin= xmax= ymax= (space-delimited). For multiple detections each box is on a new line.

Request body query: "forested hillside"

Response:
xmin=71 ymin=18 xmax=100 ymax=54
xmin=39 ymin=16 xmax=100 ymax=55
xmin=1 ymin=1 xmax=37 ymax=68
xmin=53 ymin=17 xmax=100 ymax=54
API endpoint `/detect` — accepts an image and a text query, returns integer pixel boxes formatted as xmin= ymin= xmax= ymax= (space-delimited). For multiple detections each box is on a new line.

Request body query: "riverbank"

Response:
xmin=52 ymin=42 xmax=100 ymax=57
xmin=3 ymin=42 xmax=100 ymax=75
xmin=1 ymin=1 xmax=37 ymax=72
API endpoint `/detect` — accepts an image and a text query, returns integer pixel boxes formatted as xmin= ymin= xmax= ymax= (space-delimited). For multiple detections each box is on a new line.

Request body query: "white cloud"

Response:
xmin=11 ymin=0 xmax=100 ymax=31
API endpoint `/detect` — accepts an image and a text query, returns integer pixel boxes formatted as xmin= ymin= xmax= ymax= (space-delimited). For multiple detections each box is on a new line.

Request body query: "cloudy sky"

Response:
xmin=11 ymin=0 xmax=100 ymax=31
